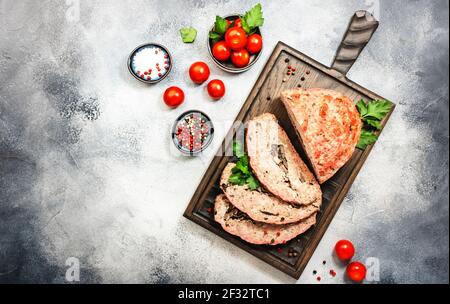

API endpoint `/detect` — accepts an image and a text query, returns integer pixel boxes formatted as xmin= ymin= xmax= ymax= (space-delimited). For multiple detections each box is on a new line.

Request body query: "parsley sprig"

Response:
xmin=356 ymin=100 xmax=393 ymax=149
xmin=209 ymin=16 xmax=228 ymax=41
xmin=240 ymin=3 xmax=264 ymax=35
xmin=228 ymin=141 xmax=261 ymax=190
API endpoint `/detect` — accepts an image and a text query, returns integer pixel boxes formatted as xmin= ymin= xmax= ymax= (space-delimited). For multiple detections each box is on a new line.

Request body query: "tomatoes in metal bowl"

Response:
xmin=207 ymin=14 xmax=263 ymax=73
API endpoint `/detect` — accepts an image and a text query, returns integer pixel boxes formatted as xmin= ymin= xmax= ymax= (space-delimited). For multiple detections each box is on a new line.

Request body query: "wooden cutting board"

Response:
xmin=184 ymin=11 xmax=395 ymax=279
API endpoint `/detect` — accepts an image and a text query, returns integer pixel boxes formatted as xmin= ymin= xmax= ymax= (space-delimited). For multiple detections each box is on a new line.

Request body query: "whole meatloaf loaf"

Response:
xmin=220 ymin=163 xmax=320 ymax=225
xmin=281 ymin=89 xmax=362 ymax=184
xmin=246 ymin=113 xmax=322 ymax=206
xmin=214 ymin=195 xmax=316 ymax=246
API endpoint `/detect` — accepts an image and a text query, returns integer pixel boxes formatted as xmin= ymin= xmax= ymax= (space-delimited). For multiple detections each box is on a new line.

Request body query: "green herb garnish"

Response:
xmin=357 ymin=129 xmax=379 ymax=150
xmin=208 ymin=3 xmax=264 ymax=40
xmin=356 ymin=99 xmax=393 ymax=149
xmin=214 ymin=16 xmax=229 ymax=35
xmin=357 ymin=100 xmax=393 ymax=124
xmin=241 ymin=3 xmax=264 ymax=34
xmin=228 ymin=141 xmax=261 ymax=190
xmin=180 ymin=27 xmax=197 ymax=43
xmin=209 ymin=16 xmax=228 ymax=42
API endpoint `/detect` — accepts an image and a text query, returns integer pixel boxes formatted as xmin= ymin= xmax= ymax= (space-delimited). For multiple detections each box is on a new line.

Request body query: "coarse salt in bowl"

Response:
xmin=128 ymin=43 xmax=172 ymax=84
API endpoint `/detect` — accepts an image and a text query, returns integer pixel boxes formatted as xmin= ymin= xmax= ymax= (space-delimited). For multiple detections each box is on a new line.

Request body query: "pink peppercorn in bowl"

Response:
xmin=128 ymin=43 xmax=173 ymax=84
xmin=172 ymin=110 xmax=215 ymax=156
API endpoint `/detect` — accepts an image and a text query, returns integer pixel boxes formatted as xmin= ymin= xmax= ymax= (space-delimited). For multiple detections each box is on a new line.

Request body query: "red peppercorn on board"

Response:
xmin=184 ymin=11 xmax=395 ymax=279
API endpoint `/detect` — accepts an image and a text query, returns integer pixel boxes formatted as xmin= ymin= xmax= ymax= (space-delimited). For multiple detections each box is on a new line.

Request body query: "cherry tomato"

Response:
xmin=189 ymin=61 xmax=210 ymax=84
xmin=225 ymin=27 xmax=247 ymax=51
xmin=212 ymin=41 xmax=231 ymax=61
xmin=207 ymin=79 xmax=226 ymax=100
xmin=335 ymin=240 xmax=355 ymax=261
xmin=346 ymin=262 xmax=367 ymax=283
xmin=231 ymin=49 xmax=250 ymax=68
xmin=234 ymin=18 xmax=243 ymax=28
xmin=246 ymin=33 xmax=263 ymax=54
xmin=163 ymin=86 xmax=185 ymax=108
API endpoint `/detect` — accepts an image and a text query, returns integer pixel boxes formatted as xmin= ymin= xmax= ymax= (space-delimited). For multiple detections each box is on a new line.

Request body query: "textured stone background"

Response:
xmin=0 ymin=0 xmax=448 ymax=284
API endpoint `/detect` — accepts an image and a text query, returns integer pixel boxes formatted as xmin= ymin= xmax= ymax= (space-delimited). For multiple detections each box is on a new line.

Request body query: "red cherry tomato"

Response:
xmin=189 ymin=61 xmax=210 ymax=84
xmin=163 ymin=86 xmax=185 ymax=108
xmin=346 ymin=262 xmax=367 ymax=283
xmin=212 ymin=41 xmax=231 ymax=61
xmin=225 ymin=27 xmax=247 ymax=51
xmin=231 ymin=49 xmax=250 ymax=68
xmin=246 ymin=33 xmax=263 ymax=54
xmin=335 ymin=240 xmax=355 ymax=261
xmin=207 ymin=79 xmax=226 ymax=100
xmin=234 ymin=18 xmax=243 ymax=28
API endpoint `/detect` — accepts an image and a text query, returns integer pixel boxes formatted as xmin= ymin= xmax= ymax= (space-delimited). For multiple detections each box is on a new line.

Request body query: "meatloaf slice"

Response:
xmin=220 ymin=163 xmax=320 ymax=225
xmin=214 ymin=194 xmax=316 ymax=246
xmin=246 ymin=113 xmax=322 ymax=206
xmin=281 ymin=89 xmax=362 ymax=184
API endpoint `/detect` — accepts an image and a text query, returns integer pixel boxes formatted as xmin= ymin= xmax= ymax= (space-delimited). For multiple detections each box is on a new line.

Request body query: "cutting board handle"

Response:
xmin=331 ymin=10 xmax=379 ymax=76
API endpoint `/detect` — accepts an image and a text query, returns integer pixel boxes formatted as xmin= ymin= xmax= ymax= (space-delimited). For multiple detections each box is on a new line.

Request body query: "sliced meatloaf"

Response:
xmin=246 ymin=113 xmax=322 ymax=206
xmin=214 ymin=195 xmax=316 ymax=246
xmin=220 ymin=163 xmax=320 ymax=225
xmin=281 ymin=89 xmax=362 ymax=184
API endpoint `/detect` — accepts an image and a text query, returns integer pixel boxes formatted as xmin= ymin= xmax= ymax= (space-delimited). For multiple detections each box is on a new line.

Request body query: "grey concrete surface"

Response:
xmin=0 ymin=0 xmax=448 ymax=283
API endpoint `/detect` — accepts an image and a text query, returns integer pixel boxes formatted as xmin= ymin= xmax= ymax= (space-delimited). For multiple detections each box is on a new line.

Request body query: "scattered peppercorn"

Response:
xmin=301 ymin=77 xmax=306 ymax=81
xmin=285 ymin=58 xmax=290 ymax=63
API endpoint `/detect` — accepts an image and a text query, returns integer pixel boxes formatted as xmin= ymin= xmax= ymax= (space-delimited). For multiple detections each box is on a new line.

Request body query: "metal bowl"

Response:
xmin=128 ymin=43 xmax=173 ymax=84
xmin=207 ymin=14 xmax=263 ymax=74
xmin=171 ymin=110 xmax=215 ymax=156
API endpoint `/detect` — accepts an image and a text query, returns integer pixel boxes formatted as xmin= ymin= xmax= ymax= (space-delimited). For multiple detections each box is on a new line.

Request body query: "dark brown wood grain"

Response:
xmin=184 ymin=11 xmax=395 ymax=279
